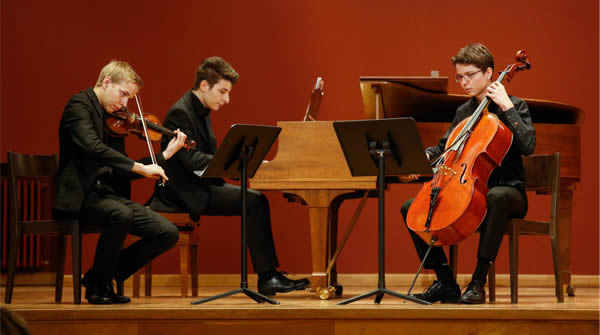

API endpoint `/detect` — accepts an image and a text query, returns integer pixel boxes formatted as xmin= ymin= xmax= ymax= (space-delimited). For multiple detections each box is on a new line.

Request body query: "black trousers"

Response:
xmin=202 ymin=183 xmax=279 ymax=274
xmin=81 ymin=185 xmax=179 ymax=284
xmin=400 ymin=186 xmax=527 ymax=269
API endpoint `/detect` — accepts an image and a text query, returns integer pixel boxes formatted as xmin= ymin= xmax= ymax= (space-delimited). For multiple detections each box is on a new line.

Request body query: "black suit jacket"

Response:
xmin=53 ymin=88 xmax=164 ymax=217
xmin=151 ymin=90 xmax=224 ymax=220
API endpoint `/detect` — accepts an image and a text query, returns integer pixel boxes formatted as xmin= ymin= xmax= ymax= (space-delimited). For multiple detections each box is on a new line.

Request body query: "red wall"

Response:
xmin=2 ymin=0 xmax=598 ymax=276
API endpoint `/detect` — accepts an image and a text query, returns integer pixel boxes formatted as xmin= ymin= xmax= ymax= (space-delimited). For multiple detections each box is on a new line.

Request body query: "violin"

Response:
xmin=104 ymin=94 xmax=194 ymax=186
xmin=104 ymin=107 xmax=196 ymax=149
xmin=406 ymin=50 xmax=531 ymax=246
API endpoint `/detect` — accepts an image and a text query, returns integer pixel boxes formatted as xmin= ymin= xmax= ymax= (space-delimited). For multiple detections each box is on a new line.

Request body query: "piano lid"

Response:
xmin=360 ymin=76 xmax=583 ymax=124
xmin=359 ymin=76 xmax=449 ymax=94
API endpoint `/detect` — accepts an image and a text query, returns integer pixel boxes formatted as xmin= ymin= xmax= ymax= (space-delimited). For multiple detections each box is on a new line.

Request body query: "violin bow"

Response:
xmin=134 ymin=93 xmax=164 ymax=186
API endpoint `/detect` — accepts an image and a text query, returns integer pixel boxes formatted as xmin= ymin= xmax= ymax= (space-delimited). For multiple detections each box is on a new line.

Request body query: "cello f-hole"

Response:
xmin=459 ymin=163 xmax=468 ymax=184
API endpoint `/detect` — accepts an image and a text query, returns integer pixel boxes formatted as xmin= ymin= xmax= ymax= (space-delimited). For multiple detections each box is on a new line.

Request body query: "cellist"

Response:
xmin=400 ymin=43 xmax=536 ymax=304
xmin=53 ymin=60 xmax=187 ymax=304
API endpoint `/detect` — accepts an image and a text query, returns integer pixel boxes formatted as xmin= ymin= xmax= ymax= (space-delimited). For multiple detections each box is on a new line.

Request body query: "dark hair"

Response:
xmin=193 ymin=56 xmax=239 ymax=89
xmin=451 ymin=43 xmax=494 ymax=72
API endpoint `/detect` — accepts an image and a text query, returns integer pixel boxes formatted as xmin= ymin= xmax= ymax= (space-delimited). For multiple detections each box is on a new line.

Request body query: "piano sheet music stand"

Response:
xmin=191 ymin=124 xmax=282 ymax=305
xmin=303 ymin=77 xmax=324 ymax=121
xmin=333 ymin=118 xmax=432 ymax=305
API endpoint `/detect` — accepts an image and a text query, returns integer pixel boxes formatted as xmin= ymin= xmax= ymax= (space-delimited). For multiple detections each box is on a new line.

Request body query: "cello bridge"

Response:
xmin=437 ymin=164 xmax=456 ymax=176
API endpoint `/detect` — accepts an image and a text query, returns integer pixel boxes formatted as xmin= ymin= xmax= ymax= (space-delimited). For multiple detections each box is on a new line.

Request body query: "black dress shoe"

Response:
xmin=258 ymin=272 xmax=309 ymax=296
xmin=82 ymin=273 xmax=111 ymax=304
xmin=82 ymin=275 xmax=130 ymax=304
xmin=459 ymin=280 xmax=486 ymax=304
xmin=85 ymin=285 xmax=112 ymax=305
xmin=279 ymin=272 xmax=310 ymax=290
xmin=105 ymin=282 xmax=131 ymax=304
xmin=291 ymin=277 xmax=310 ymax=290
xmin=411 ymin=280 xmax=461 ymax=304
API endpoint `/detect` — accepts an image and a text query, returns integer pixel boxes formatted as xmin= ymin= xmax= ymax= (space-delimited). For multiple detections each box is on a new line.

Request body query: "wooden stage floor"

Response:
xmin=2 ymin=276 xmax=599 ymax=335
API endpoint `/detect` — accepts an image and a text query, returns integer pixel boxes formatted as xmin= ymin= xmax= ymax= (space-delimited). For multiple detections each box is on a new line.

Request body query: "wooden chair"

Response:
xmin=123 ymin=211 xmax=199 ymax=298
xmin=4 ymin=152 xmax=104 ymax=304
xmin=450 ymin=153 xmax=566 ymax=303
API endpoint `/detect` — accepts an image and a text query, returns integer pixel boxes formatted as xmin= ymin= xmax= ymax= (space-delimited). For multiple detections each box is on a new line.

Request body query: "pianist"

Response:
xmin=400 ymin=43 xmax=536 ymax=304
xmin=150 ymin=56 xmax=309 ymax=296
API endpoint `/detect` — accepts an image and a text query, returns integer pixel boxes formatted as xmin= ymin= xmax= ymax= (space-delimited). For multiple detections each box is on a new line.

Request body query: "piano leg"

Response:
xmin=328 ymin=196 xmax=343 ymax=291
xmin=308 ymin=206 xmax=329 ymax=291
xmin=284 ymin=189 xmax=376 ymax=294
xmin=285 ymin=189 xmax=351 ymax=291
xmin=326 ymin=191 xmax=373 ymax=296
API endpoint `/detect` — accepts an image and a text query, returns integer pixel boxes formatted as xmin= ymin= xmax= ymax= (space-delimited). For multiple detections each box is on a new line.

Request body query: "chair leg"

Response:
xmin=550 ymin=236 xmax=565 ymax=302
xmin=133 ymin=268 xmax=141 ymax=298
xmin=71 ymin=228 xmax=83 ymax=304
xmin=144 ymin=263 xmax=152 ymax=296
xmin=191 ymin=244 xmax=198 ymax=297
xmin=4 ymin=226 xmax=21 ymax=304
xmin=55 ymin=235 xmax=67 ymax=303
xmin=488 ymin=262 xmax=496 ymax=303
xmin=508 ymin=224 xmax=519 ymax=304
xmin=449 ymin=245 xmax=458 ymax=280
xmin=179 ymin=240 xmax=190 ymax=297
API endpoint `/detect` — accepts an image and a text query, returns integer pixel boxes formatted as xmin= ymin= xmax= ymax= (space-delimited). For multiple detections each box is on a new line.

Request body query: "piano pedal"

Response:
xmin=316 ymin=284 xmax=343 ymax=300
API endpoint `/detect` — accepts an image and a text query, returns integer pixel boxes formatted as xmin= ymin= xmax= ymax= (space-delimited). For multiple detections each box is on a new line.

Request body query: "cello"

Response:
xmin=406 ymin=50 xmax=531 ymax=247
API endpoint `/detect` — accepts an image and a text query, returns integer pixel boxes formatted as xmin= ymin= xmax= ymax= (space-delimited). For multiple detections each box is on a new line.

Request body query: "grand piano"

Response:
xmin=251 ymin=76 xmax=582 ymax=294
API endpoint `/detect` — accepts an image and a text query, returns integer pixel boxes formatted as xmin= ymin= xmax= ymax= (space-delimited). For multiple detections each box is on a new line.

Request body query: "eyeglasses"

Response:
xmin=455 ymin=70 xmax=483 ymax=83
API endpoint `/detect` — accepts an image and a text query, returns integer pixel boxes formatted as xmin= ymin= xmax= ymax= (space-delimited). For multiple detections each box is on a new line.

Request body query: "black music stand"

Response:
xmin=191 ymin=124 xmax=281 ymax=305
xmin=333 ymin=118 xmax=433 ymax=305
